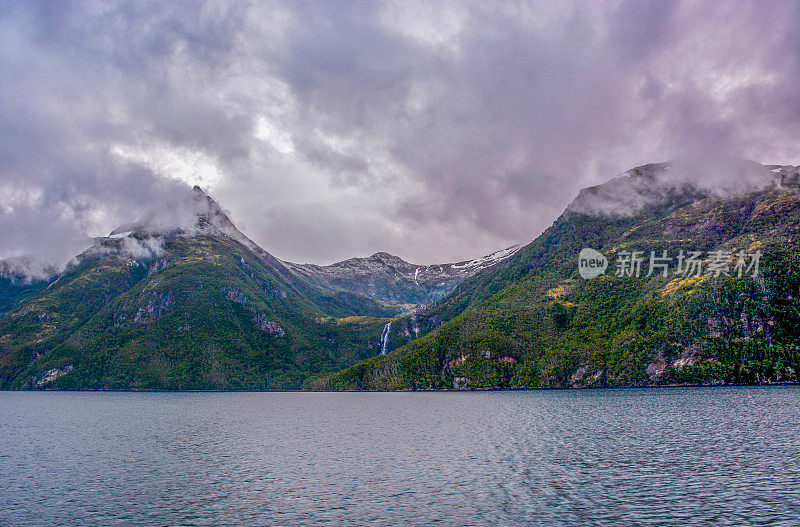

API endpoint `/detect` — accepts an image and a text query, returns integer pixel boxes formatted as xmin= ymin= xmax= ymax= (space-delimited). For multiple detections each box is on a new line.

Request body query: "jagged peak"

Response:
xmin=108 ymin=185 xmax=236 ymax=238
xmin=303 ymin=251 xmax=411 ymax=268
xmin=88 ymin=185 xmax=292 ymax=278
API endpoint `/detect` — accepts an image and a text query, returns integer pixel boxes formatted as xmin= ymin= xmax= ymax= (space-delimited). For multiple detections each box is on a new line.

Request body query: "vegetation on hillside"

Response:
xmin=0 ymin=234 xmax=398 ymax=390
xmin=311 ymin=185 xmax=800 ymax=390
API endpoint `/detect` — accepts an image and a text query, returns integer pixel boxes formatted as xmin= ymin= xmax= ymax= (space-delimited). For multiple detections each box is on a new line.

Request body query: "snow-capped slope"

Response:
xmin=283 ymin=245 xmax=522 ymax=304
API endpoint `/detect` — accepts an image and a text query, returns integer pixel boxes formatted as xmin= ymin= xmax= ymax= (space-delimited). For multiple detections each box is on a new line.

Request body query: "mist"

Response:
xmin=567 ymin=157 xmax=798 ymax=217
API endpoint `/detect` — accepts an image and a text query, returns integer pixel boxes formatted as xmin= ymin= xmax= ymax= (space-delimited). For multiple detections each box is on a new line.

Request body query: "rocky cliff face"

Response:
xmin=283 ymin=246 xmax=521 ymax=304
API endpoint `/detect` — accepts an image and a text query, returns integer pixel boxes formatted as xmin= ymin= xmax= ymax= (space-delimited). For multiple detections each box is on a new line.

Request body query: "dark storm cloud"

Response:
xmin=0 ymin=0 xmax=798 ymax=270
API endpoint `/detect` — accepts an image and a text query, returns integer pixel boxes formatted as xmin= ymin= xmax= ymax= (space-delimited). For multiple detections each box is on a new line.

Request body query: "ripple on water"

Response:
xmin=0 ymin=387 xmax=799 ymax=526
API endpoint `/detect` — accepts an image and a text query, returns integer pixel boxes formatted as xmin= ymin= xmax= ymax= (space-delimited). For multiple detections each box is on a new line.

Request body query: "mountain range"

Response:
xmin=283 ymin=246 xmax=520 ymax=305
xmin=0 ymin=187 xmax=516 ymax=389
xmin=3 ymin=159 xmax=799 ymax=391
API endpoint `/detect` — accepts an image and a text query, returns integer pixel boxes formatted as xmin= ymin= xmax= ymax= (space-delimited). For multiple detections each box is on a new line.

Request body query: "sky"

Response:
xmin=0 ymin=0 xmax=798 ymax=268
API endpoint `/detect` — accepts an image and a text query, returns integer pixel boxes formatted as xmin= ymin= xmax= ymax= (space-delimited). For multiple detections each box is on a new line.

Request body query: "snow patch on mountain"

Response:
xmin=283 ymin=245 xmax=521 ymax=304
xmin=450 ymin=245 xmax=522 ymax=270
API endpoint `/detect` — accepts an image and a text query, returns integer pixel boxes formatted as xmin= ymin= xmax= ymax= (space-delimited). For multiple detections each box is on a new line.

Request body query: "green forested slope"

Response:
xmin=313 ymin=164 xmax=800 ymax=390
xmin=0 ymin=189 xmax=401 ymax=390
xmin=0 ymin=233 xmax=398 ymax=390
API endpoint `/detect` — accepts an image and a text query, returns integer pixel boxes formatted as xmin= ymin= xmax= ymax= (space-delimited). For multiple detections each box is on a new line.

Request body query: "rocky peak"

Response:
xmin=97 ymin=186 xmax=294 ymax=278
xmin=368 ymin=252 xmax=409 ymax=265
xmin=108 ymin=185 xmax=238 ymax=238
xmin=189 ymin=186 xmax=239 ymax=234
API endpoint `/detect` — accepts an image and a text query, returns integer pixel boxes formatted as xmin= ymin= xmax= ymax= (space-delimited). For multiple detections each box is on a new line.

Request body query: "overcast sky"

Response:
xmin=1 ymin=0 xmax=798 ymax=267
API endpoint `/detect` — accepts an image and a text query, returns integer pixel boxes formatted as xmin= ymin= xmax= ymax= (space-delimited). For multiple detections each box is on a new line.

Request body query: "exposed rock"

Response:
xmin=36 ymin=365 xmax=74 ymax=386
xmin=673 ymin=346 xmax=700 ymax=369
xmin=148 ymin=258 xmax=172 ymax=275
xmin=133 ymin=291 xmax=174 ymax=324
xmin=253 ymin=313 xmax=285 ymax=337
xmin=646 ymin=362 xmax=668 ymax=381
xmin=570 ymin=365 xmax=588 ymax=386
xmin=447 ymin=355 xmax=466 ymax=369
xmin=453 ymin=377 xmax=469 ymax=390
xmin=570 ymin=365 xmax=604 ymax=387
xmin=225 ymin=289 xmax=246 ymax=304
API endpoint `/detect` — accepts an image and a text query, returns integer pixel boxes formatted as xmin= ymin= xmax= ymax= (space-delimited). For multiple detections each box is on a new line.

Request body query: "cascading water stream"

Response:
xmin=379 ymin=321 xmax=392 ymax=355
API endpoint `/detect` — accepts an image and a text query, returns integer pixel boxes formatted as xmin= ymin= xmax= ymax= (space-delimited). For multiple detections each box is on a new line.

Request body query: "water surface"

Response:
xmin=1 ymin=387 xmax=798 ymax=526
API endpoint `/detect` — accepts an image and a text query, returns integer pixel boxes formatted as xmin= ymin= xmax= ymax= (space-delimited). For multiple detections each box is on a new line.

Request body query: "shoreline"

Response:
xmin=2 ymin=381 xmax=798 ymax=394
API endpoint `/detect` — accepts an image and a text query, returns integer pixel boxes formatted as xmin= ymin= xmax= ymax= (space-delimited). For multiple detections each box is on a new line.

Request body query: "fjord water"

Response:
xmin=1 ymin=388 xmax=798 ymax=526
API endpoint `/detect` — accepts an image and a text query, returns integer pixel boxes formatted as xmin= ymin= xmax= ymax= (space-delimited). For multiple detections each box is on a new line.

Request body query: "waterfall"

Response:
xmin=380 ymin=321 xmax=392 ymax=355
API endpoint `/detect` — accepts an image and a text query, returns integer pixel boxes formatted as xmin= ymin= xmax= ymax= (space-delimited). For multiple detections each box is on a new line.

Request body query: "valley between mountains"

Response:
xmin=2 ymin=159 xmax=799 ymax=390
xmin=0 ymin=187 xmax=517 ymax=389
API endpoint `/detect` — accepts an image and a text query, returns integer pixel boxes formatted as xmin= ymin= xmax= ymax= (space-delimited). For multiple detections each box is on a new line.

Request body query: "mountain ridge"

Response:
xmin=311 ymin=159 xmax=800 ymax=391
xmin=282 ymin=245 xmax=521 ymax=304
xmin=0 ymin=185 xmax=519 ymax=389
xmin=2 ymin=186 xmax=521 ymax=307
xmin=3 ymin=158 xmax=799 ymax=391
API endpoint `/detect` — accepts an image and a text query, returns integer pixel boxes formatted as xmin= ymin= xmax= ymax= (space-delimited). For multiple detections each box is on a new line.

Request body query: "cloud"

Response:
xmin=566 ymin=157 xmax=790 ymax=217
xmin=0 ymin=0 xmax=798 ymax=270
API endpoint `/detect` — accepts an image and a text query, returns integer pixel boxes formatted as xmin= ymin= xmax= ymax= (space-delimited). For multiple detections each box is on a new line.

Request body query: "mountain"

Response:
xmin=283 ymin=246 xmax=520 ymax=304
xmin=0 ymin=187 xmax=404 ymax=390
xmin=311 ymin=159 xmax=800 ymax=390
